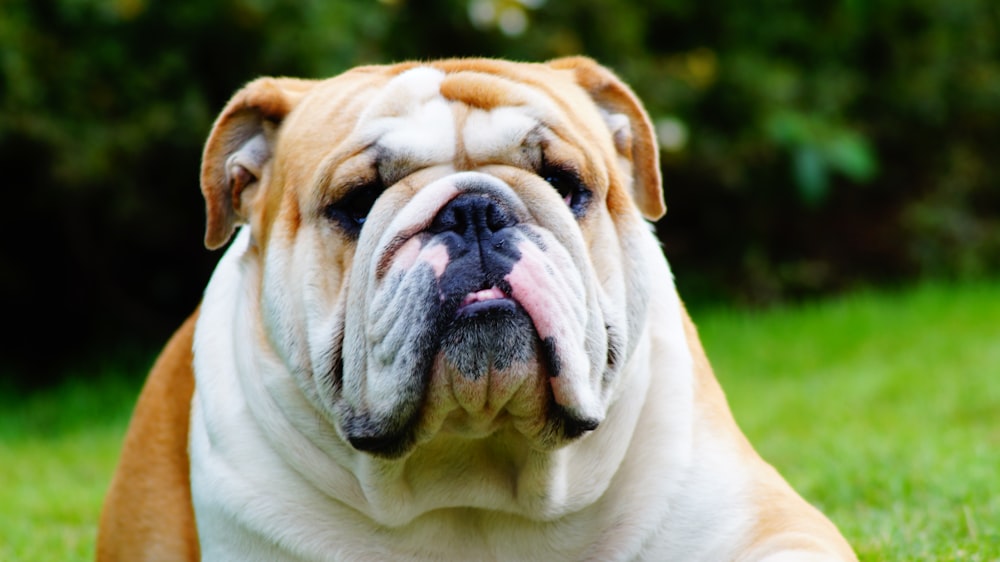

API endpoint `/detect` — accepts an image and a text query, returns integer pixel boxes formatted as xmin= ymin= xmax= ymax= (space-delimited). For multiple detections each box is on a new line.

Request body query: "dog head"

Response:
xmin=200 ymin=58 xmax=664 ymax=460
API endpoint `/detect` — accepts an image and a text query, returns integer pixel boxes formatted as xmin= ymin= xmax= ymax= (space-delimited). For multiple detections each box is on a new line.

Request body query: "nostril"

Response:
xmin=486 ymin=202 xmax=512 ymax=231
xmin=430 ymin=202 xmax=462 ymax=234
xmin=430 ymin=194 xmax=516 ymax=236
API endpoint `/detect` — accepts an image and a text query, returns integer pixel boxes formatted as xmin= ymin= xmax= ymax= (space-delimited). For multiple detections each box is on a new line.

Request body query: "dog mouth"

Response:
xmin=439 ymin=283 xmax=537 ymax=382
xmin=457 ymin=286 xmax=511 ymax=316
xmin=337 ymin=281 xmax=550 ymax=458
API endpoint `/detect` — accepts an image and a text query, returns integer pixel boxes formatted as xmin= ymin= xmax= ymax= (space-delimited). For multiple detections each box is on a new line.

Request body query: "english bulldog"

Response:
xmin=97 ymin=57 xmax=856 ymax=561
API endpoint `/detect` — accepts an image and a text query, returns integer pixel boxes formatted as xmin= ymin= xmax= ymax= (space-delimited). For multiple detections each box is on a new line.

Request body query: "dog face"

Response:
xmin=199 ymin=58 xmax=665 ymax=459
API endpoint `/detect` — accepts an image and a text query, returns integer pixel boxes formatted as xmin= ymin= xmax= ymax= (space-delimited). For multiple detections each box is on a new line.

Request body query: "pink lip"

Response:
xmin=460 ymin=287 xmax=508 ymax=308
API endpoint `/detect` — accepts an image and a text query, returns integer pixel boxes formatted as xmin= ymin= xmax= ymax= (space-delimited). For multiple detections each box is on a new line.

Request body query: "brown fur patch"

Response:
xmin=97 ymin=313 xmax=200 ymax=561
xmin=440 ymin=71 xmax=526 ymax=110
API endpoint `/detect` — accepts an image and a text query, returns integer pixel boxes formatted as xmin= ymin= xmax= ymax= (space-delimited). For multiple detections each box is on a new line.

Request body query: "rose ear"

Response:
xmin=200 ymin=77 xmax=315 ymax=249
xmin=548 ymin=57 xmax=666 ymax=221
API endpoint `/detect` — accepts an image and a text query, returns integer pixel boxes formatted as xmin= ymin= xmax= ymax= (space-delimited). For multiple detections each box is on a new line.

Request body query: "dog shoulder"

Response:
xmin=96 ymin=311 xmax=201 ymax=561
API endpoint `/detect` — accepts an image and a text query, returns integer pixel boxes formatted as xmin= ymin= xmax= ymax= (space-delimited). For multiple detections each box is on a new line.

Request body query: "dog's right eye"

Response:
xmin=542 ymin=166 xmax=591 ymax=218
xmin=324 ymin=180 xmax=384 ymax=236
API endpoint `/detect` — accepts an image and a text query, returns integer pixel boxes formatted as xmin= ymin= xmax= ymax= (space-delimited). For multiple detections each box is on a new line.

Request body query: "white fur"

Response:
xmin=357 ymin=67 xmax=456 ymax=168
xmin=462 ymin=106 xmax=542 ymax=167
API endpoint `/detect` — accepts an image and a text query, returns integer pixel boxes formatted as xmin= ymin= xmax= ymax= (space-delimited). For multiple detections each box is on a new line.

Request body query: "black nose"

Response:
xmin=430 ymin=194 xmax=522 ymax=300
xmin=430 ymin=194 xmax=516 ymax=237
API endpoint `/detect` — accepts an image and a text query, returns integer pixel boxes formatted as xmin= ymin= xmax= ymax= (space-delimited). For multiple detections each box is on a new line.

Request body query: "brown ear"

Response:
xmin=548 ymin=57 xmax=666 ymax=220
xmin=200 ymin=77 xmax=315 ymax=249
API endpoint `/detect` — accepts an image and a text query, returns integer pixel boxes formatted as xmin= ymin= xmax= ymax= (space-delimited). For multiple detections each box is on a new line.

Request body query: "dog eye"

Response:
xmin=324 ymin=180 xmax=384 ymax=235
xmin=542 ymin=167 xmax=591 ymax=217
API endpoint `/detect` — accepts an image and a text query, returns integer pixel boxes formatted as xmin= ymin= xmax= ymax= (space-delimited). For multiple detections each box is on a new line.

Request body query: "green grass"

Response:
xmin=0 ymin=369 xmax=144 ymax=561
xmin=2 ymin=280 xmax=998 ymax=560
xmin=696 ymin=281 xmax=1000 ymax=561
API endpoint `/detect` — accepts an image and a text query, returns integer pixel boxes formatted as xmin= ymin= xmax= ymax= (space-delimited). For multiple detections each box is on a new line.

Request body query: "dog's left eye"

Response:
xmin=325 ymin=180 xmax=384 ymax=235
xmin=543 ymin=167 xmax=591 ymax=218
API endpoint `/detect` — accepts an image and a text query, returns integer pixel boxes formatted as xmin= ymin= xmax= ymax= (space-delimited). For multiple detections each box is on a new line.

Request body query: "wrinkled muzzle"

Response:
xmin=332 ymin=172 xmax=620 ymax=458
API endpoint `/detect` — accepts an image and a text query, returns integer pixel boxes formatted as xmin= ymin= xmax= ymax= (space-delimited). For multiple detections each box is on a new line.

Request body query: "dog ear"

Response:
xmin=548 ymin=57 xmax=666 ymax=221
xmin=200 ymin=77 xmax=315 ymax=249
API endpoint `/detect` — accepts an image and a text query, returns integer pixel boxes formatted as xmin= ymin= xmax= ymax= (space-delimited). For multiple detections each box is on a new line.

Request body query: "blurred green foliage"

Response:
xmin=2 ymin=0 xmax=999 ymax=380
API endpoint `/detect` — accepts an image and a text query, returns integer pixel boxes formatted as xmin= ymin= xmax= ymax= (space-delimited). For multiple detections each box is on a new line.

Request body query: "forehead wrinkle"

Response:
xmin=359 ymin=66 xmax=447 ymax=122
xmin=461 ymin=106 xmax=545 ymax=169
xmin=351 ymin=66 xmax=454 ymax=175
xmin=365 ymin=111 xmax=455 ymax=186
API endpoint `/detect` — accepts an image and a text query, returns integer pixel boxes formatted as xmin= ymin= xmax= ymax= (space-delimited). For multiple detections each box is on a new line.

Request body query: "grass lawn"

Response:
xmin=2 ymin=280 xmax=998 ymax=560
xmin=697 ymin=280 xmax=1000 ymax=561
xmin=0 ymin=369 xmax=143 ymax=561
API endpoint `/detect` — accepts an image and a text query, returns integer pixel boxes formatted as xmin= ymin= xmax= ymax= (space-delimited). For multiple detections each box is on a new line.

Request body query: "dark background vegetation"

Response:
xmin=3 ymin=0 xmax=998 ymax=387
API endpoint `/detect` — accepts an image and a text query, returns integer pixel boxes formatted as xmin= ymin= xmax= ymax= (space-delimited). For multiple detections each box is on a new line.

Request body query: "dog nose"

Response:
xmin=429 ymin=193 xmax=522 ymax=290
xmin=430 ymin=194 xmax=516 ymax=237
